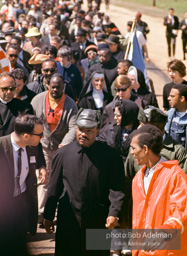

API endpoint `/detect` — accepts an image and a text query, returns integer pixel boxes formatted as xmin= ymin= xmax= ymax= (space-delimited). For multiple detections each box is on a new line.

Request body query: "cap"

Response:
xmin=76 ymin=109 xmax=101 ymax=128
xmin=105 ymin=34 xmax=119 ymax=44
xmin=138 ymin=106 xmax=168 ymax=124
xmin=96 ymin=33 xmax=107 ymax=41
xmin=76 ymin=28 xmax=87 ymax=37
xmin=97 ymin=43 xmax=110 ymax=51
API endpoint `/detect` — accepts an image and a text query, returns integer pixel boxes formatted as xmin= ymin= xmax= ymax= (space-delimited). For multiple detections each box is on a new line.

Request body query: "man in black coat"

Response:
xmin=0 ymin=72 xmax=34 ymax=136
xmin=44 ymin=109 xmax=126 ymax=256
xmin=179 ymin=12 xmax=187 ymax=60
xmin=164 ymin=8 xmax=179 ymax=57
xmin=0 ymin=114 xmax=46 ymax=256
xmin=86 ymin=43 xmax=118 ymax=94
xmin=71 ymin=28 xmax=95 ymax=61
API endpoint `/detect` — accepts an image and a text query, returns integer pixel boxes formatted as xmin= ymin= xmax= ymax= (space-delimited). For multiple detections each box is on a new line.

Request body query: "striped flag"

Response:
xmin=128 ymin=31 xmax=151 ymax=91
xmin=0 ymin=46 xmax=11 ymax=74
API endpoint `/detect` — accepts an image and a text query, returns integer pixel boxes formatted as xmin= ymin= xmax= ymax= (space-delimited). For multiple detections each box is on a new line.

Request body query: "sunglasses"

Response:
xmin=29 ymin=132 xmax=43 ymax=138
xmin=42 ymin=68 xmax=56 ymax=73
xmin=8 ymin=54 xmax=18 ymax=58
xmin=115 ymin=87 xmax=129 ymax=92
xmin=0 ymin=87 xmax=16 ymax=92
xmin=88 ymin=52 xmax=97 ymax=56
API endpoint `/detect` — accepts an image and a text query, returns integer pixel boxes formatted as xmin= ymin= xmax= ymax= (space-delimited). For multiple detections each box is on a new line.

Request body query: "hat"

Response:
xmin=4 ymin=27 xmax=15 ymax=35
xmin=28 ymin=53 xmax=49 ymax=65
xmin=105 ymin=34 xmax=119 ymax=44
xmin=136 ymin=11 xmax=142 ymax=17
xmin=97 ymin=43 xmax=110 ymax=51
xmin=138 ymin=106 xmax=168 ymax=124
xmin=84 ymin=44 xmax=98 ymax=54
xmin=96 ymin=33 xmax=107 ymax=41
xmin=25 ymin=27 xmax=41 ymax=37
xmin=76 ymin=28 xmax=87 ymax=37
xmin=92 ymin=26 xmax=102 ymax=33
xmin=76 ymin=109 xmax=101 ymax=128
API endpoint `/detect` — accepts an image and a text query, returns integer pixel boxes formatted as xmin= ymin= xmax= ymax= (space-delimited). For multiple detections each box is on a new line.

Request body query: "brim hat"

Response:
xmin=105 ymin=34 xmax=119 ymax=44
xmin=138 ymin=106 xmax=168 ymax=123
xmin=25 ymin=27 xmax=41 ymax=37
xmin=28 ymin=53 xmax=49 ymax=65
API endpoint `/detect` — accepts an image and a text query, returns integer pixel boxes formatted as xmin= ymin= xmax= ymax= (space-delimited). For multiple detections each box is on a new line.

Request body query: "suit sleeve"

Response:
xmin=44 ymin=150 xmax=64 ymax=221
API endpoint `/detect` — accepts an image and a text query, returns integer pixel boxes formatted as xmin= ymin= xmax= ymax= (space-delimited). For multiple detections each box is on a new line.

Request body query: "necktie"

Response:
xmin=15 ymin=148 xmax=22 ymax=195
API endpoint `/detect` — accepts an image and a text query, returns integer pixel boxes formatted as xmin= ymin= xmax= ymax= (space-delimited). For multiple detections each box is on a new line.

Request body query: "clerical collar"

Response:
xmin=0 ymin=97 xmax=11 ymax=104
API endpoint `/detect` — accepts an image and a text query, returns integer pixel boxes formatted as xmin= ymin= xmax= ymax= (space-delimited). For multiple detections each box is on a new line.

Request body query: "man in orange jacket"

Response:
xmin=130 ymin=124 xmax=187 ymax=256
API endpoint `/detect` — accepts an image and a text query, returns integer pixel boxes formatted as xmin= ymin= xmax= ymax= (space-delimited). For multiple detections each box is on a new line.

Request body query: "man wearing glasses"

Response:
xmin=0 ymin=72 xmax=33 ymax=136
xmin=6 ymin=44 xmax=28 ymax=76
xmin=0 ymin=114 xmax=47 ymax=256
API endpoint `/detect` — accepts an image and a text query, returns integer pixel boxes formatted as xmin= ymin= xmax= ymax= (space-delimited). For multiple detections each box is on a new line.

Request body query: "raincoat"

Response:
xmin=132 ymin=160 xmax=187 ymax=256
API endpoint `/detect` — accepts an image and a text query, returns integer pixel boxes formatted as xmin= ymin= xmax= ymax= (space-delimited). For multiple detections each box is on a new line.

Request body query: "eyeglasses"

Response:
xmin=115 ymin=87 xmax=129 ymax=92
xmin=8 ymin=54 xmax=18 ymax=58
xmin=29 ymin=132 xmax=43 ymax=138
xmin=88 ymin=52 xmax=97 ymax=56
xmin=0 ymin=87 xmax=17 ymax=92
xmin=114 ymin=113 xmax=122 ymax=117
xmin=42 ymin=68 xmax=56 ymax=73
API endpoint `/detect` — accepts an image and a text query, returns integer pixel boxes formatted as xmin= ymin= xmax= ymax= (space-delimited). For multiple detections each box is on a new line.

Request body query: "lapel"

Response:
xmin=0 ymin=102 xmax=14 ymax=129
xmin=4 ymin=135 xmax=15 ymax=179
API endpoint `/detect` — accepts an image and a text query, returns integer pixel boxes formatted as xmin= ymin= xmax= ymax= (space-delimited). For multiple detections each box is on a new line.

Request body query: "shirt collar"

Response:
xmin=11 ymin=133 xmax=26 ymax=152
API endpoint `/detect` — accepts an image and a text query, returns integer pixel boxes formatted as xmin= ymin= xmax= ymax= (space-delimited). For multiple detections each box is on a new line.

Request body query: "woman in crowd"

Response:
xmin=127 ymin=66 xmax=158 ymax=107
xmin=78 ymin=71 xmax=113 ymax=113
xmin=163 ymin=59 xmax=187 ymax=111
xmin=98 ymin=99 xmax=139 ymax=162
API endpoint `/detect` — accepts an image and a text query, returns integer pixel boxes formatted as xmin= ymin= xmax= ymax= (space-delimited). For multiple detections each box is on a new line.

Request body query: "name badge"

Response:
xmin=30 ymin=156 xmax=36 ymax=163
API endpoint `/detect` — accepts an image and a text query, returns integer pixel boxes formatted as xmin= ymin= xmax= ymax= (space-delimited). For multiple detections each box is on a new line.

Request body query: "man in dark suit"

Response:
xmin=43 ymin=109 xmax=126 ymax=256
xmin=40 ymin=24 xmax=58 ymax=48
xmin=0 ymin=114 xmax=47 ymax=256
xmin=10 ymin=36 xmax=32 ymax=73
xmin=180 ymin=12 xmax=187 ymax=60
xmin=164 ymin=8 xmax=179 ymax=58
xmin=0 ymin=72 xmax=33 ymax=136
xmin=71 ymin=28 xmax=94 ymax=61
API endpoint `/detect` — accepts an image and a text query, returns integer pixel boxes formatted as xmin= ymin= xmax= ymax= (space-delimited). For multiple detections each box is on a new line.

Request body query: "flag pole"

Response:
xmin=124 ymin=19 xmax=137 ymax=60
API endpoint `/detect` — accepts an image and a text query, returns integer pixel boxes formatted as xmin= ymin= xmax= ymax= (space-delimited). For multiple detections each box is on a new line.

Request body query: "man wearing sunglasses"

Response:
xmin=0 ymin=114 xmax=47 ymax=255
xmin=0 ymin=72 xmax=34 ymax=136
xmin=6 ymin=44 xmax=28 ymax=76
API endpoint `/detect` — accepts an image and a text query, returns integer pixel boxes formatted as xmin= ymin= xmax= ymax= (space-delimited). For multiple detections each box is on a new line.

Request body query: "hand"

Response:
xmin=105 ymin=216 xmax=119 ymax=229
xmin=44 ymin=219 xmax=55 ymax=234
xmin=145 ymin=57 xmax=150 ymax=63
xmin=58 ymin=144 xmax=64 ymax=148
xmin=38 ymin=167 xmax=48 ymax=184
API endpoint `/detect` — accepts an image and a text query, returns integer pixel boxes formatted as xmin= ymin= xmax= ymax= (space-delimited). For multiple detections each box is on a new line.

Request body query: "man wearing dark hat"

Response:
xmin=125 ymin=106 xmax=187 ymax=179
xmin=71 ymin=28 xmax=94 ymax=60
xmin=86 ymin=43 xmax=118 ymax=94
xmin=105 ymin=34 xmax=125 ymax=62
xmin=43 ymin=108 xmax=126 ymax=256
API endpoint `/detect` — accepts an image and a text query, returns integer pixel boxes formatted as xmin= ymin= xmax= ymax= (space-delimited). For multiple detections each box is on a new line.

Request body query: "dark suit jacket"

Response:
xmin=0 ymin=98 xmax=33 ymax=137
xmin=71 ymin=39 xmax=95 ymax=60
xmin=0 ymin=135 xmax=38 ymax=235
xmin=180 ymin=19 xmax=187 ymax=40
xmin=164 ymin=15 xmax=179 ymax=37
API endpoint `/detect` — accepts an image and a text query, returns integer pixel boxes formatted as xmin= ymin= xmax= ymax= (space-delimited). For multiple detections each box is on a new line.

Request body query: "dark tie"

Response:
xmin=15 ymin=148 xmax=22 ymax=195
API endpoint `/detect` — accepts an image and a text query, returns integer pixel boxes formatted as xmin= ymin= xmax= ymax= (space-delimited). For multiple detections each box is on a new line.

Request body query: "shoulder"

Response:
xmin=31 ymin=91 xmax=47 ymax=103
